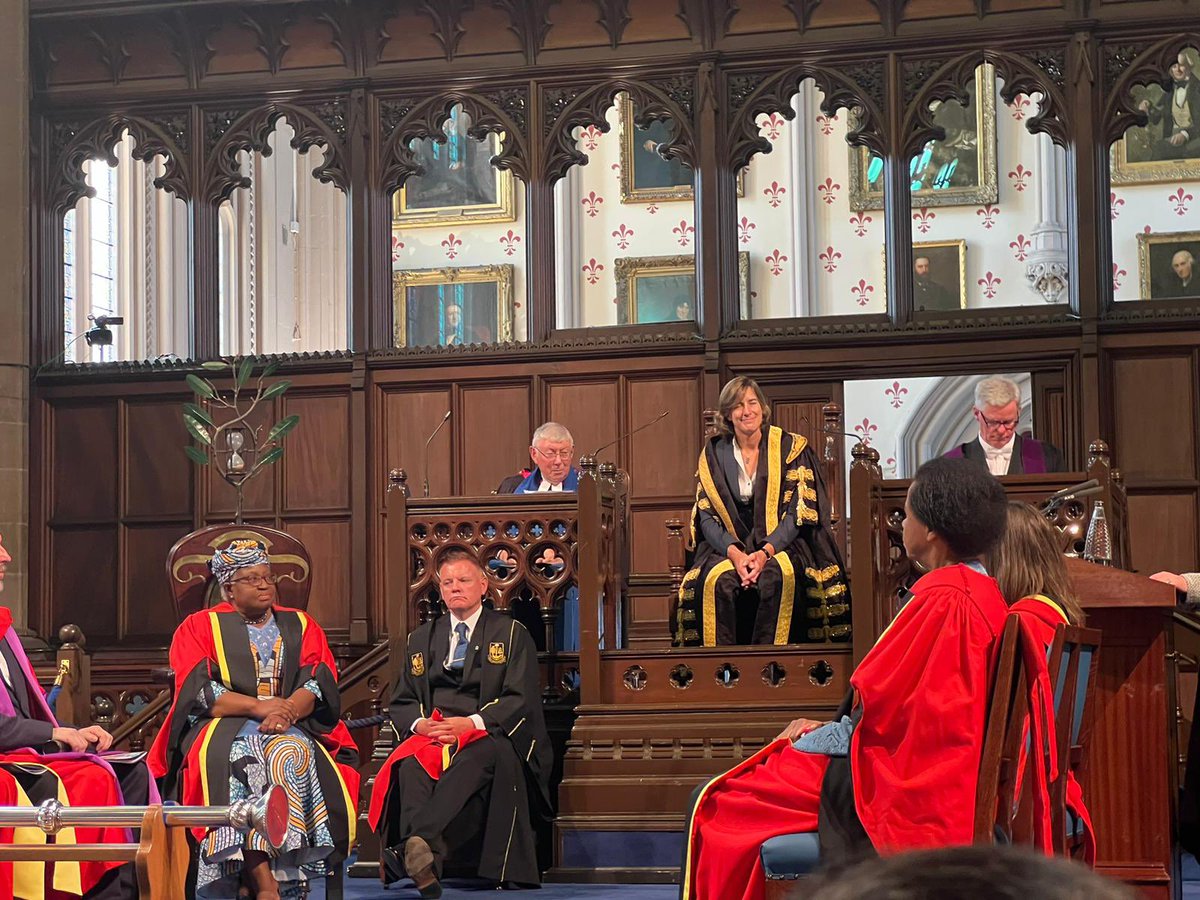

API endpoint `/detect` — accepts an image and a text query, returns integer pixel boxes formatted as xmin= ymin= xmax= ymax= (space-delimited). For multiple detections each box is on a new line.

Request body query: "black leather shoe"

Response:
xmin=379 ymin=845 xmax=405 ymax=886
xmin=403 ymin=836 xmax=442 ymax=899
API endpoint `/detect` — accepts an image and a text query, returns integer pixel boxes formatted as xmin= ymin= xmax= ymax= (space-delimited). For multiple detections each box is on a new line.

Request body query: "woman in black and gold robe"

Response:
xmin=673 ymin=376 xmax=851 ymax=646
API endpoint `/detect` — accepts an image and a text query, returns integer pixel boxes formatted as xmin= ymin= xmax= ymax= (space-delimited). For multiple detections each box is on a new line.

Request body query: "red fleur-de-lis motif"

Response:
xmin=582 ymin=258 xmax=604 ymax=285
xmin=885 ymin=381 xmax=908 ymax=409
xmin=816 ymin=113 xmax=838 ymax=136
xmin=1009 ymin=233 xmax=1031 ymax=262
xmin=912 ymin=207 xmax=936 ymax=234
xmin=763 ymin=181 xmax=787 ymax=208
xmin=579 ymin=124 xmax=603 ymax=151
xmin=884 ymin=456 xmax=898 ymax=474
xmin=976 ymin=203 xmax=999 ymax=229
xmin=391 ymin=235 xmax=405 ymax=263
xmin=816 ymin=177 xmax=840 ymax=205
xmin=672 ymin=219 xmax=695 ymax=247
xmin=1112 ymin=263 xmax=1127 ymax=292
xmin=441 ymin=233 xmax=462 ymax=259
xmin=848 ymin=211 xmax=872 ymax=237
xmin=1009 ymin=94 xmax=1031 ymax=121
xmin=854 ymin=417 xmax=878 ymax=444
xmin=819 ymin=246 xmax=842 ymax=274
xmin=765 ymin=249 xmax=788 ymax=276
xmin=738 ymin=216 xmax=756 ymax=244
xmin=581 ymin=191 xmax=604 ymax=217
xmin=977 ymin=271 xmax=1002 ymax=299
xmin=499 ymin=229 xmax=521 ymax=256
xmin=646 ymin=202 xmax=659 ymax=215
xmin=1008 ymin=164 xmax=1032 ymax=192
xmin=1168 ymin=186 xmax=1194 ymax=216
xmin=612 ymin=223 xmax=634 ymax=249
xmin=1110 ymin=191 xmax=1125 ymax=220
xmin=851 ymin=278 xmax=874 ymax=307
xmin=759 ymin=112 xmax=786 ymax=140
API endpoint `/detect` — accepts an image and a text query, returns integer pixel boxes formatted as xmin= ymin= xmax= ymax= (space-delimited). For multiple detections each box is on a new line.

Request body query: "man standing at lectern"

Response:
xmin=943 ymin=376 xmax=1064 ymax=475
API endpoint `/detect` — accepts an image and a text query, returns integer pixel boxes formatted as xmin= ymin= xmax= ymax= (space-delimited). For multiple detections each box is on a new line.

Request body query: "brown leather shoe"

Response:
xmin=403 ymin=835 xmax=442 ymax=899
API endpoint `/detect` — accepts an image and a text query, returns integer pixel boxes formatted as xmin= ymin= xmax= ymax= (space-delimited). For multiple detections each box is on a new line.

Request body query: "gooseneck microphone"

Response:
xmin=422 ymin=410 xmax=452 ymax=498
xmin=591 ymin=411 xmax=670 ymax=458
xmin=1039 ymin=478 xmax=1102 ymax=513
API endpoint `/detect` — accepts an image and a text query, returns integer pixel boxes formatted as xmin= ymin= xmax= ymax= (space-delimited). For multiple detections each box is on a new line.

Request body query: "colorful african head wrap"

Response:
xmin=210 ymin=539 xmax=271 ymax=584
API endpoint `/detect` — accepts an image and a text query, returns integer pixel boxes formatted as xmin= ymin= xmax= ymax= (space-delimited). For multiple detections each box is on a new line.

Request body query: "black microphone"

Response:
xmin=591 ymin=411 xmax=670 ymax=457
xmin=422 ymin=410 xmax=452 ymax=498
xmin=1039 ymin=479 xmax=1103 ymax=513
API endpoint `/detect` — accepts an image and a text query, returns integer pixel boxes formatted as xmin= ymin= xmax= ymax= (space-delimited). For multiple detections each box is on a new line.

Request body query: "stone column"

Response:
xmin=0 ymin=0 xmax=29 ymax=626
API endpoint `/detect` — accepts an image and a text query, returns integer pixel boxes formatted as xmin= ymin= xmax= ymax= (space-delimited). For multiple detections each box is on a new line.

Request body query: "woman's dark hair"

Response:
xmin=908 ymin=457 xmax=1008 ymax=561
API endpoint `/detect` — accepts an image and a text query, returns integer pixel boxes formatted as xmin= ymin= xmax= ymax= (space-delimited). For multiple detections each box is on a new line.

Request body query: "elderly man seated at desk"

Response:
xmin=944 ymin=375 xmax=1064 ymax=475
xmin=0 ymin=532 xmax=154 ymax=900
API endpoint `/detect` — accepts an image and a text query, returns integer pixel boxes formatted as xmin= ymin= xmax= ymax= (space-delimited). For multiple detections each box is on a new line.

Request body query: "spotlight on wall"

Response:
xmin=83 ymin=314 xmax=123 ymax=348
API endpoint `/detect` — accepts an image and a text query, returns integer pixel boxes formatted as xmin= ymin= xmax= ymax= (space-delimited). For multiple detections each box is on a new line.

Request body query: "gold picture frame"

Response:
xmin=881 ymin=239 xmax=968 ymax=311
xmin=617 ymin=94 xmax=745 ymax=203
xmin=613 ymin=252 xmax=750 ymax=324
xmin=392 ymin=109 xmax=516 ymax=228
xmin=392 ymin=264 xmax=515 ymax=347
xmin=1136 ymin=229 xmax=1200 ymax=299
xmin=1111 ymin=49 xmax=1200 ymax=185
xmin=849 ymin=64 xmax=998 ymax=210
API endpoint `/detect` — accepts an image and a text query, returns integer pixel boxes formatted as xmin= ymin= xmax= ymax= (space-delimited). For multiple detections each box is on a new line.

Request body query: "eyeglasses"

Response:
xmin=532 ymin=447 xmax=573 ymax=461
xmin=229 ymin=574 xmax=279 ymax=588
xmin=976 ymin=410 xmax=1019 ymax=430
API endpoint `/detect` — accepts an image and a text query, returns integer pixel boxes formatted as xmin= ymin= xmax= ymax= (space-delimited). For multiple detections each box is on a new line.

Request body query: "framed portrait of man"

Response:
xmin=613 ymin=252 xmax=750 ymax=324
xmin=392 ymin=264 xmax=515 ymax=347
xmin=880 ymin=240 xmax=967 ymax=311
xmin=617 ymin=94 xmax=745 ymax=202
xmin=393 ymin=105 xmax=516 ymax=228
xmin=849 ymin=64 xmax=998 ymax=210
xmin=1136 ymin=230 xmax=1200 ymax=299
xmin=1111 ymin=48 xmax=1200 ymax=185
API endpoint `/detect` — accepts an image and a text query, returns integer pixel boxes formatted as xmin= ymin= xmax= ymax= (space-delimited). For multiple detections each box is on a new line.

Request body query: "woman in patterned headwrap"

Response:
xmin=148 ymin=539 xmax=359 ymax=900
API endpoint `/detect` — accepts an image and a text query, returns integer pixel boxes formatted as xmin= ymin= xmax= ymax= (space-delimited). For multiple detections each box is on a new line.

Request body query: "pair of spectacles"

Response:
xmin=976 ymin=410 xmax=1019 ymax=429
xmin=532 ymin=447 xmax=573 ymax=461
xmin=229 ymin=574 xmax=280 ymax=588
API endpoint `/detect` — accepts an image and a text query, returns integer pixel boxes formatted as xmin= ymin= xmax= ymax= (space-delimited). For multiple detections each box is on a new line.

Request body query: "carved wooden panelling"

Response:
xmin=1127 ymin=493 xmax=1198 ymax=576
xmin=456 ymin=5 xmax=525 ymax=59
xmin=1110 ymin=355 xmax=1197 ymax=482
xmin=627 ymin=375 xmax=700 ymax=498
xmin=629 ymin=505 xmax=686 ymax=575
xmin=124 ymin=524 xmax=191 ymax=641
xmin=809 ymin=0 xmax=884 ymax=29
xmin=124 ymin=400 xmax=193 ymax=520
xmin=285 ymin=519 xmax=352 ymax=633
xmin=377 ymin=10 xmax=450 ymax=64
xmin=543 ymin=0 xmax=615 ymax=51
xmin=283 ymin=393 xmax=351 ymax=512
xmin=51 ymin=527 xmax=118 ymax=644
xmin=381 ymin=388 xmax=453 ymax=497
xmin=52 ymin=403 xmax=117 ymax=521
xmin=546 ymin=379 xmax=620 ymax=463
xmin=622 ymin=0 xmax=692 ymax=45
xmin=459 ymin=383 xmax=531 ymax=495
xmin=726 ymin=0 xmax=802 ymax=35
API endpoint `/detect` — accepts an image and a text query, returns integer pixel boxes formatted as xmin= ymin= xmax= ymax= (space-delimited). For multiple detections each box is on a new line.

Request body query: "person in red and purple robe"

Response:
xmin=943 ymin=376 xmax=1064 ymax=475
xmin=148 ymin=539 xmax=359 ymax=900
xmin=681 ymin=458 xmax=1048 ymax=900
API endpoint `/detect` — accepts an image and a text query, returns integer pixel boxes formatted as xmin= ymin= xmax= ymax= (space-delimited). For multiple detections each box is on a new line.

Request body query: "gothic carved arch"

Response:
xmin=540 ymin=76 xmax=696 ymax=185
xmin=901 ymin=47 xmax=1070 ymax=159
xmin=726 ymin=60 xmax=887 ymax=173
xmin=202 ymin=99 xmax=349 ymax=205
xmin=49 ymin=112 xmax=190 ymax=218
xmin=378 ymin=88 xmax=531 ymax=197
xmin=1103 ymin=34 xmax=1200 ymax=146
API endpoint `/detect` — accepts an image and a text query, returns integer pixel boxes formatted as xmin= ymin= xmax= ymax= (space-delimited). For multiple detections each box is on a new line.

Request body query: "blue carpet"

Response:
xmin=315 ymin=879 xmax=675 ymax=899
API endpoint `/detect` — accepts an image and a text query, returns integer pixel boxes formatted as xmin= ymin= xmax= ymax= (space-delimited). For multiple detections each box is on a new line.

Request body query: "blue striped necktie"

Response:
xmin=449 ymin=622 xmax=469 ymax=670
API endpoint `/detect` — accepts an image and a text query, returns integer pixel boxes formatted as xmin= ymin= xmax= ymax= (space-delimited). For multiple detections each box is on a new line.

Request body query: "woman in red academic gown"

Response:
xmin=991 ymin=501 xmax=1096 ymax=863
xmin=682 ymin=457 xmax=1026 ymax=900
xmin=149 ymin=540 xmax=359 ymax=900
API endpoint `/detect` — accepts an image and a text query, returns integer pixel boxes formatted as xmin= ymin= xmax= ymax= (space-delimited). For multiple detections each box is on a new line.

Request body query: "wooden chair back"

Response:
xmin=975 ymin=614 xmax=1029 ymax=844
xmin=165 ymin=524 xmax=313 ymax=620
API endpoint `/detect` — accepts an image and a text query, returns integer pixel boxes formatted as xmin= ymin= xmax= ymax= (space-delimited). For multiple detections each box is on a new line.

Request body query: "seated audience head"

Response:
xmin=804 ymin=845 xmax=1133 ymax=899
xmin=437 ymin=548 xmax=489 ymax=619
xmin=0 ymin=533 xmax=9 ymax=594
xmin=717 ymin=375 xmax=771 ymax=440
xmin=210 ymin=538 xmax=276 ymax=618
xmin=991 ymin=501 xmax=1085 ymax=624
xmin=974 ymin=376 xmax=1022 ymax=450
xmin=529 ymin=421 xmax=575 ymax=487
xmin=903 ymin=457 xmax=1008 ymax=570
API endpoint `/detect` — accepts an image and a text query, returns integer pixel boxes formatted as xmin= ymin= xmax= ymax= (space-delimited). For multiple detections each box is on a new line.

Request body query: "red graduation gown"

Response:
xmin=683 ymin=564 xmax=1011 ymax=900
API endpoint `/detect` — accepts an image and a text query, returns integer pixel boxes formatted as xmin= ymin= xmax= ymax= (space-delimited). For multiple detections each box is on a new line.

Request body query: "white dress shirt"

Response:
xmin=979 ymin=434 xmax=1015 ymax=476
xmin=731 ymin=443 xmax=756 ymax=500
xmin=535 ymin=477 xmax=564 ymax=492
xmin=412 ymin=606 xmax=486 ymax=733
